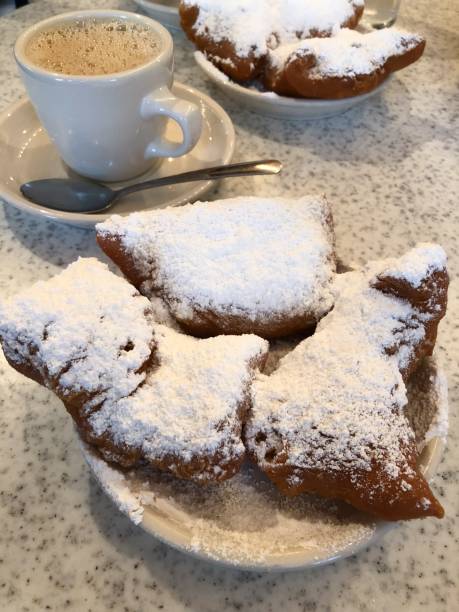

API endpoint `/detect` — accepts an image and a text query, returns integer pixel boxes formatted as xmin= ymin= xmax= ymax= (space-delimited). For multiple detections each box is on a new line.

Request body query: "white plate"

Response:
xmin=81 ymin=354 xmax=447 ymax=571
xmin=0 ymin=82 xmax=235 ymax=228
xmin=134 ymin=0 xmax=180 ymax=29
xmin=195 ymin=51 xmax=391 ymax=120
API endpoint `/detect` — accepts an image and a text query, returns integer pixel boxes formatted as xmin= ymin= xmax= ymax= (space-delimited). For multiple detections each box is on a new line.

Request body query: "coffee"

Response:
xmin=25 ymin=18 xmax=161 ymax=76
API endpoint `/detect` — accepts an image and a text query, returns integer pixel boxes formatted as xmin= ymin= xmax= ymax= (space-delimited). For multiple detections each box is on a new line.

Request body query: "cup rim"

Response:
xmin=14 ymin=9 xmax=173 ymax=82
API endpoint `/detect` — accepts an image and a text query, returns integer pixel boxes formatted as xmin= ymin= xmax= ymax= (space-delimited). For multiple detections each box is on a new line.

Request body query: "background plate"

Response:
xmin=134 ymin=0 xmax=180 ymax=29
xmin=195 ymin=51 xmax=392 ymax=120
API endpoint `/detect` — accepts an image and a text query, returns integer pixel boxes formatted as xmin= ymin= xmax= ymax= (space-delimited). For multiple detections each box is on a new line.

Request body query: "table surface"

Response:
xmin=0 ymin=1 xmax=458 ymax=610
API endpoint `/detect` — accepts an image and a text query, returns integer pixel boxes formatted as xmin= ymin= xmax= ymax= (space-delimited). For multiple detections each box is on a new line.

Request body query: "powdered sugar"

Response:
xmin=89 ymin=324 xmax=268 ymax=468
xmin=144 ymin=463 xmax=373 ymax=564
xmin=82 ymin=442 xmax=144 ymax=525
xmin=247 ymin=245 xmax=446 ymax=482
xmin=96 ymin=195 xmax=335 ymax=325
xmin=0 ymin=258 xmax=268 ymax=474
xmin=196 ymin=50 xmax=284 ymax=96
xmin=83 ymin=340 xmax=447 ymax=566
xmin=375 ymin=243 xmax=447 ymax=289
xmin=195 ymin=51 xmax=230 ymax=82
xmin=270 ymin=27 xmax=424 ymax=77
xmin=80 ymin=349 xmax=446 ymax=565
xmin=0 ymin=258 xmax=154 ymax=406
xmin=405 ymin=356 xmax=449 ymax=448
xmin=425 ymin=367 xmax=449 ymax=444
xmin=183 ymin=0 xmax=364 ymax=58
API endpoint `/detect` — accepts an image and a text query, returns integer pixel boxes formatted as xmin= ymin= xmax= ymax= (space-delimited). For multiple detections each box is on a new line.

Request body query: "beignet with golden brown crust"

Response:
xmin=179 ymin=0 xmax=364 ymax=82
xmin=264 ymin=28 xmax=425 ymax=98
xmin=96 ymin=196 xmax=336 ymax=339
xmin=245 ymin=244 xmax=448 ymax=521
xmin=0 ymin=258 xmax=269 ymax=484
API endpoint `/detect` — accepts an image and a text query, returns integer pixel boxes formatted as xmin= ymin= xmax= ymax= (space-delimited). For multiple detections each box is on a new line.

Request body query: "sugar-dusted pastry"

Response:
xmin=0 ymin=258 xmax=155 ymax=410
xmin=179 ymin=0 xmax=364 ymax=81
xmin=0 ymin=258 xmax=269 ymax=483
xmin=96 ymin=196 xmax=336 ymax=339
xmin=264 ymin=28 xmax=426 ymax=98
xmin=245 ymin=244 xmax=448 ymax=520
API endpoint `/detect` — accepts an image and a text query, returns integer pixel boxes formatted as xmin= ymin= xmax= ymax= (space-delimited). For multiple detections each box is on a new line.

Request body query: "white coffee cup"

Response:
xmin=14 ymin=10 xmax=202 ymax=182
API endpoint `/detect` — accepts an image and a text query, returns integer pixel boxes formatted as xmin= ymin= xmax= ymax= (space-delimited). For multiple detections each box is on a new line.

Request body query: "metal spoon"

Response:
xmin=20 ymin=159 xmax=282 ymax=214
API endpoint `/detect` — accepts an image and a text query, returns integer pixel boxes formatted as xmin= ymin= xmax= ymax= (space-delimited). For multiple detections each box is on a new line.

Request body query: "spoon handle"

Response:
xmin=113 ymin=159 xmax=282 ymax=202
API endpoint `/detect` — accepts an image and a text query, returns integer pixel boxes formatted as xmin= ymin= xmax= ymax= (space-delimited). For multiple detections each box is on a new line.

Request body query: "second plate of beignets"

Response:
xmin=245 ymin=244 xmax=448 ymax=521
xmin=0 ymin=258 xmax=269 ymax=483
xmin=179 ymin=0 xmax=364 ymax=82
xmin=265 ymin=28 xmax=425 ymax=98
xmin=96 ymin=196 xmax=336 ymax=338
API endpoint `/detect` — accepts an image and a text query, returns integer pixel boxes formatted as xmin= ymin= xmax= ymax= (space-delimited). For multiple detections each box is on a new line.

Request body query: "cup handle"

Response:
xmin=141 ymin=86 xmax=202 ymax=159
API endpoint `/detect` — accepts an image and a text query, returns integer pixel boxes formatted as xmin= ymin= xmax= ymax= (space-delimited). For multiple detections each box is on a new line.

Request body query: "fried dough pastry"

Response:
xmin=179 ymin=0 xmax=364 ymax=81
xmin=0 ymin=258 xmax=268 ymax=483
xmin=264 ymin=28 xmax=426 ymax=98
xmin=245 ymin=244 xmax=448 ymax=520
xmin=96 ymin=196 xmax=336 ymax=339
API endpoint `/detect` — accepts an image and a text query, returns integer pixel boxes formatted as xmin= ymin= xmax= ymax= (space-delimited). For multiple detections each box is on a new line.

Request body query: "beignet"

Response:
xmin=179 ymin=0 xmax=364 ymax=81
xmin=0 ymin=258 xmax=268 ymax=483
xmin=96 ymin=196 xmax=336 ymax=339
xmin=245 ymin=244 xmax=448 ymax=520
xmin=264 ymin=28 xmax=425 ymax=98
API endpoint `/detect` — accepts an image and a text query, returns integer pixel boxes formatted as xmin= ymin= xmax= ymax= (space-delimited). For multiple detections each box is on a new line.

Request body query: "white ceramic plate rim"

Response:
xmin=118 ymin=439 xmax=445 ymax=571
xmin=194 ymin=51 xmax=391 ymax=111
xmin=81 ymin=360 xmax=447 ymax=572
xmin=0 ymin=82 xmax=235 ymax=227
xmin=134 ymin=0 xmax=178 ymax=17
xmin=137 ymin=499 xmax=393 ymax=572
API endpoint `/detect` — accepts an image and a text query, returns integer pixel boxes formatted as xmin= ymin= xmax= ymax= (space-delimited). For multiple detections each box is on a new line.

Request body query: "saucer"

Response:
xmin=195 ymin=51 xmax=391 ymax=120
xmin=134 ymin=0 xmax=180 ymax=29
xmin=0 ymin=82 xmax=235 ymax=228
xmin=81 ymin=354 xmax=447 ymax=571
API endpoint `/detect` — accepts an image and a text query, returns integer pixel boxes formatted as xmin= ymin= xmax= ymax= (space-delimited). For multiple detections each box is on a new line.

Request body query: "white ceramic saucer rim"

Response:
xmin=0 ymin=82 xmax=235 ymax=227
xmin=194 ymin=51 xmax=391 ymax=117
xmin=133 ymin=0 xmax=180 ymax=28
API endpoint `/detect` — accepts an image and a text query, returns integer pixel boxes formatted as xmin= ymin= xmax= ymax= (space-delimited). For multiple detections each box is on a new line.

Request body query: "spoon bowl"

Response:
xmin=21 ymin=178 xmax=115 ymax=213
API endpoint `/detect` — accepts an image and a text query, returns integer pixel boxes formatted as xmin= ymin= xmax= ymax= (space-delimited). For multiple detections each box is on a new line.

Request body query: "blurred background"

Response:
xmin=0 ymin=0 xmax=29 ymax=17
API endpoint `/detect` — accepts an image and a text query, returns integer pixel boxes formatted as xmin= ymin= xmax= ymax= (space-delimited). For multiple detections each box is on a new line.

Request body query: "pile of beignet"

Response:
xmin=179 ymin=0 xmax=425 ymax=98
xmin=0 ymin=195 xmax=448 ymax=521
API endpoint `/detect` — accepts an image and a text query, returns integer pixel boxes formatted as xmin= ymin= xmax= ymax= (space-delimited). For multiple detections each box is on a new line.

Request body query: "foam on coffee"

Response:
xmin=25 ymin=19 xmax=161 ymax=76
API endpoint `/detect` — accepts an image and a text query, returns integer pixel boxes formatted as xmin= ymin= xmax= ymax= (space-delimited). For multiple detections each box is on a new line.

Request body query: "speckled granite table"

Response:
xmin=0 ymin=1 xmax=457 ymax=610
